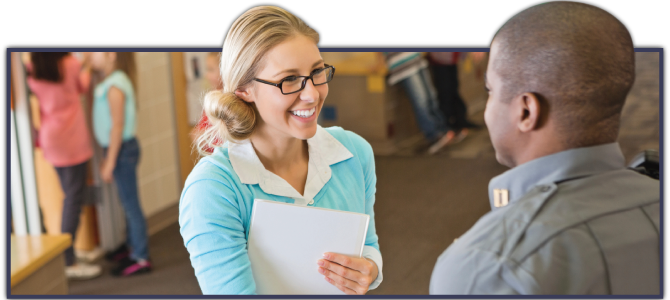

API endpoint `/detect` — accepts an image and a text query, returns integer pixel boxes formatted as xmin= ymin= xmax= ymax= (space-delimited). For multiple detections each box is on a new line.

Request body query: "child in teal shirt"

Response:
xmin=90 ymin=52 xmax=150 ymax=276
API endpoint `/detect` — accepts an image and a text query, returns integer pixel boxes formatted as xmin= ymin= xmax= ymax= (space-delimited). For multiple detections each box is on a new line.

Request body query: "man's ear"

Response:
xmin=235 ymin=86 xmax=254 ymax=103
xmin=516 ymin=92 xmax=541 ymax=133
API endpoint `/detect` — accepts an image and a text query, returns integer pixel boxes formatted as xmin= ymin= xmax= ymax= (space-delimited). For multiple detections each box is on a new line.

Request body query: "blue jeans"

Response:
xmin=400 ymin=67 xmax=449 ymax=141
xmin=105 ymin=138 xmax=149 ymax=260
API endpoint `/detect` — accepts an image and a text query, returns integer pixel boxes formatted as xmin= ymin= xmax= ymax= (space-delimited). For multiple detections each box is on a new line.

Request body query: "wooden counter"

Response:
xmin=11 ymin=234 xmax=71 ymax=295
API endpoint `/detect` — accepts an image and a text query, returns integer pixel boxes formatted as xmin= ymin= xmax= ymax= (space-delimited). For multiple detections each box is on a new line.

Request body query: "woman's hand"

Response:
xmin=100 ymin=159 xmax=115 ymax=183
xmin=317 ymin=252 xmax=378 ymax=295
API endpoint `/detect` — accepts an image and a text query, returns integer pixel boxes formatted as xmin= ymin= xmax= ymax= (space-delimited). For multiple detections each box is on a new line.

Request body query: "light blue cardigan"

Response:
xmin=179 ymin=126 xmax=382 ymax=294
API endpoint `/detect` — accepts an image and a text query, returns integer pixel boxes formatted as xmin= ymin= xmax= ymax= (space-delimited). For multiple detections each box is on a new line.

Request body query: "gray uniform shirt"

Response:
xmin=430 ymin=143 xmax=660 ymax=295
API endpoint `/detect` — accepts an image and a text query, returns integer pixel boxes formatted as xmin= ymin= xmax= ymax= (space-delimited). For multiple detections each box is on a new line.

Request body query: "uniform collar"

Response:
xmin=227 ymin=125 xmax=353 ymax=205
xmin=488 ymin=143 xmax=626 ymax=210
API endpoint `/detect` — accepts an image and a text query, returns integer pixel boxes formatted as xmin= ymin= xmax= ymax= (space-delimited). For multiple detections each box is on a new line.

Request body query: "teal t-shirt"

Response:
xmin=93 ymin=70 xmax=137 ymax=146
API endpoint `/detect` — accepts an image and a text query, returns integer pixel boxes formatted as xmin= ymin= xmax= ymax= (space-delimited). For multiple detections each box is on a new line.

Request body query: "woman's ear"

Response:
xmin=235 ymin=86 xmax=254 ymax=103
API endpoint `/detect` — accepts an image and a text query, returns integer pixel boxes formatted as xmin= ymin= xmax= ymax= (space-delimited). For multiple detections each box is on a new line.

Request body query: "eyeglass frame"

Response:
xmin=252 ymin=64 xmax=336 ymax=95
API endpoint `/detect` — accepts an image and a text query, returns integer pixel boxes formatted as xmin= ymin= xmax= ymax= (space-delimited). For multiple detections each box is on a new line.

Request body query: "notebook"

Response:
xmin=247 ymin=199 xmax=370 ymax=294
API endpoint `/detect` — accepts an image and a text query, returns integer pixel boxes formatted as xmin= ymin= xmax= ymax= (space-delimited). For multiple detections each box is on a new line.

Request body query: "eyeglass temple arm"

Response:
xmin=254 ymin=78 xmax=280 ymax=87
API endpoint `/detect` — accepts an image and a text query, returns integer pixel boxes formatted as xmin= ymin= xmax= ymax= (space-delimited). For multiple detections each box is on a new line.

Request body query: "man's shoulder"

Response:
xmin=515 ymin=169 xmax=658 ymax=255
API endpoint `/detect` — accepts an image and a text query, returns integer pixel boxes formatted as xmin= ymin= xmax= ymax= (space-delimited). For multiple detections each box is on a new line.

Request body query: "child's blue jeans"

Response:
xmin=105 ymin=137 xmax=149 ymax=260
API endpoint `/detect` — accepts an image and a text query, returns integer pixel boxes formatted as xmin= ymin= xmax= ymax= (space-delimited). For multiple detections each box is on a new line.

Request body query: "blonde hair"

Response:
xmin=195 ymin=6 xmax=319 ymax=157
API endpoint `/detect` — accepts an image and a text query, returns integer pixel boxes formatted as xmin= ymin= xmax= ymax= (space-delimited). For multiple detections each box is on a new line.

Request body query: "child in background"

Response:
xmin=428 ymin=52 xmax=479 ymax=139
xmin=26 ymin=52 xmax=102 ymax=280
xmin=191 ymin=52 xmax=224 ymax=154
xmin=382 ymin=52 xmax=456 ymax=154
xmin=89 ymin=52 xmax=151 ymax=276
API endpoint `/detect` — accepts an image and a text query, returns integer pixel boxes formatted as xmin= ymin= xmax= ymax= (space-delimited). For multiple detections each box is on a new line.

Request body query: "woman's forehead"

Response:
xmin=260 ymin=35 xmax=321 ymax=74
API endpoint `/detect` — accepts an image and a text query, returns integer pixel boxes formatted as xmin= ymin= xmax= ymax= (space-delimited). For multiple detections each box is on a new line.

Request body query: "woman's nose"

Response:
xmin=299 ymin=79 xmax=319 ymax=103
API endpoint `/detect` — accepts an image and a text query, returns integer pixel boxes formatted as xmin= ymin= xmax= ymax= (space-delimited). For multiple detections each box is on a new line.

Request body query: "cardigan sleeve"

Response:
xmin=345 ymin=130 xmax=384 ymax=290
xmin=179 ymin=172 xmax=257 ymax=295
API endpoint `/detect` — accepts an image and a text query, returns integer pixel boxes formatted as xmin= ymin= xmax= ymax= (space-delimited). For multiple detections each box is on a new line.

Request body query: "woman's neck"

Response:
xmin=249 ymin=123 xmax=308 ymax=174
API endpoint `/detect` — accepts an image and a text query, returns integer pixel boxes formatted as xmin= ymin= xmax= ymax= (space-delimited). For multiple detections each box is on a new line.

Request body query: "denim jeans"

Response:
xmin=400 ymin=67 xmax=449 ymax=141
xmin=55 ymin=161 xmax=88 ymax=266
xmin=430 ymin=63 xmax=470 ymax=131
xmin=105 ymin=138 xmax=149 ymax=260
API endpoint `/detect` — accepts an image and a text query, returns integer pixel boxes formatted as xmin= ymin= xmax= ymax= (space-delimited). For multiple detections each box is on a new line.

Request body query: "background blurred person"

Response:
xmin=26 ymin=52 xmax=102 ymax=280
xmin=89 ymin=52 xmax=151 ymax=277
xmin=428 ymin=52 xmax=480 ymax=139
xmin=382 ymin=52 xmax=457 ymax=154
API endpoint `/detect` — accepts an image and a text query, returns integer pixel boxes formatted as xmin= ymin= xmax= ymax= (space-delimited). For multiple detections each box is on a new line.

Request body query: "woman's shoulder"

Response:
xmin=184 ymin=147 xmax=239 ymax=188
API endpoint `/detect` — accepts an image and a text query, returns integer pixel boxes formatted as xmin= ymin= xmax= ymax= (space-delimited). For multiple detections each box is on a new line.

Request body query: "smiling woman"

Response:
xmin=179 ymin=6 xmax=382 ymax=295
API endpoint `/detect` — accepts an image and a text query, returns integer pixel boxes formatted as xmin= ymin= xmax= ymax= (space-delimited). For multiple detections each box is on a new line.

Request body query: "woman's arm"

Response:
xmin=318 ymin=132 xmax=383 ymax=294
xmin=76 ymin=55 xmax=92 ymax=94
xmin=180 ymin=176 xmax=256 ymax=294
xmin=100 ymin=86 xmax=124 ymax=183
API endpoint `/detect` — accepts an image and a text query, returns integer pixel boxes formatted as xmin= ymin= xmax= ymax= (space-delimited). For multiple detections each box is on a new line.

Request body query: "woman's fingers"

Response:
xmin=318 ymin=258 xmax=368 ymax=286
xmin=323 ymin=252 xmax=372 ymax=275
xmin=318 ymin=267 xmax=366 ymax=295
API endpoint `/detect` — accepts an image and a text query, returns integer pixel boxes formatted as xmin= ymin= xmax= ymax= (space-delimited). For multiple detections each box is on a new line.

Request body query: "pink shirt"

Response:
xmin=27 ymin=55 xmax=93 ymax=167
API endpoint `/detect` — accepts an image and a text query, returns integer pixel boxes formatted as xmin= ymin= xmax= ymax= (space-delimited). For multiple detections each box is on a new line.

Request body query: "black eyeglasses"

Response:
xmin=253 ymin=64 xmax=335 ymax=95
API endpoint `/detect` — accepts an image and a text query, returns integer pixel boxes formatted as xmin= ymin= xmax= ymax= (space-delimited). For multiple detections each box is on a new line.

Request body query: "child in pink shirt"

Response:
xmin=26 ymin=52 xmax=101 ymax=280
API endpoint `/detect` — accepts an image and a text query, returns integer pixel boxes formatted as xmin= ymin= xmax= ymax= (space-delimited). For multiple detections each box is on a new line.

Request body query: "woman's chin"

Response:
xmin=291 ymin=126 xmax=318 ymax=140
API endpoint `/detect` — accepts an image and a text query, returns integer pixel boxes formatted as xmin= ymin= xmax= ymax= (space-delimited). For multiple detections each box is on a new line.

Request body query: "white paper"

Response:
xmin=247 ymin=199 xmax=370 ymax=295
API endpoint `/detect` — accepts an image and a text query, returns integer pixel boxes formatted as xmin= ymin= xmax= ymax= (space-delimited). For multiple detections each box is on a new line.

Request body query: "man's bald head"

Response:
xmin=491 ymin=1 xmax=635 ymax=148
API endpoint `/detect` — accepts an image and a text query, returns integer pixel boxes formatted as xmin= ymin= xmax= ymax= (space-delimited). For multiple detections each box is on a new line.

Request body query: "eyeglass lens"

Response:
xmin=281 ymin=67 xmax=333 ymax=94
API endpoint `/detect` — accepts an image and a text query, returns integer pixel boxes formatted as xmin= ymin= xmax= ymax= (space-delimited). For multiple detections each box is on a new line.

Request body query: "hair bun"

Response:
xmin=195 ymin=90 xmax=257 ymax=156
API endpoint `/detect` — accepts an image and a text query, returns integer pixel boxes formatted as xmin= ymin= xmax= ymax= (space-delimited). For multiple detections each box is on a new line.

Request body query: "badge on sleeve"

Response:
xmin=493 ymin=189 xmax=509 ymax=207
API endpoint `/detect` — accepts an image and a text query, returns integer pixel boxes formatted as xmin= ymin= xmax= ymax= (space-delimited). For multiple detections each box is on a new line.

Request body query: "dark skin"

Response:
xmin=485 ymin=2 xmax=635 ymax=167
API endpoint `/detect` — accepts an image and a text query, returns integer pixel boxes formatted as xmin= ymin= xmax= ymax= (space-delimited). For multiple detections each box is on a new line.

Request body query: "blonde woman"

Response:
xmin=179 ymin=6 xmax=382 ymax=295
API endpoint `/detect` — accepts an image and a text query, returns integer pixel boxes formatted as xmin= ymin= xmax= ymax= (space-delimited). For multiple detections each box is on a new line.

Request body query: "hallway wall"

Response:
xmin=134 ymin=52 xmax=181 ymax=218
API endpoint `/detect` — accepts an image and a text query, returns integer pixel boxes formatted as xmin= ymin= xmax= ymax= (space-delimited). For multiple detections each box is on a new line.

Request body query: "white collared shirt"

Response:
xmin=221 ymin=125 xmax=384 ymax=290
xmin=228 ymin=126 xmax=354 ymax=206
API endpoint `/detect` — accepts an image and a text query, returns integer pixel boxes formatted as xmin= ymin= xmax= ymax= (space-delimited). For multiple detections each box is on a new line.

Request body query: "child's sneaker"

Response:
xmin=65 ymin=263 xmax=102 ymax=280
xmin=111 ymin=258 xmax=152 ymax=277
xmin=104 ymin=244 xmax=130 ymax=262
xmin=453 ymin=128 xmax=469 ymax=144
xmin=427 ymin=130 xmax=456 ymax=155
xmin=75 ymin=247 xmax=105 ymax=263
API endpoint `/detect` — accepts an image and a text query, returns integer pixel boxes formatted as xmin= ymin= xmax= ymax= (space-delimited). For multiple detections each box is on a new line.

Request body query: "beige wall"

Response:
xmin=134 ymin=52 xmax=181 ymax=218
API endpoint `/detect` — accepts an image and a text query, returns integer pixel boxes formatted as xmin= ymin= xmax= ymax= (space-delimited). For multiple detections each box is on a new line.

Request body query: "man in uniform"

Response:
xmin=429 ymin=1 xmax=660 ymax=295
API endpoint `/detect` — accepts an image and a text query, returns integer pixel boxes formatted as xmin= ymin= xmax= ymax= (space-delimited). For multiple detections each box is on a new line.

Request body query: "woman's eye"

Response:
xmin=283 ymin=76 xmax=299 ymax=82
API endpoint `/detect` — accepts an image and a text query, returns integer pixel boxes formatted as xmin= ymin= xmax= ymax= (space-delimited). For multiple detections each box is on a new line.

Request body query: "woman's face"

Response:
xmin=206 ymin=54 xmax=223 ymax=90
xmin=240 ymin=34 xmax=328 ymax=141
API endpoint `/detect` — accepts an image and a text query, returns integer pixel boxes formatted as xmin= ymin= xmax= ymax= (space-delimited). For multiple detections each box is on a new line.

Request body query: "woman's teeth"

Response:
xmin=291 ymin=107 xmax=316 ymax=118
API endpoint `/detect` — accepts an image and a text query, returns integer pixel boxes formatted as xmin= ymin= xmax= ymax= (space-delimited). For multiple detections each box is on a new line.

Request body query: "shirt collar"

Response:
xmin=227 ymin=125 xmax=353 ymax=204
xmin=488 ymin=142 xmax=626 ymax=210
